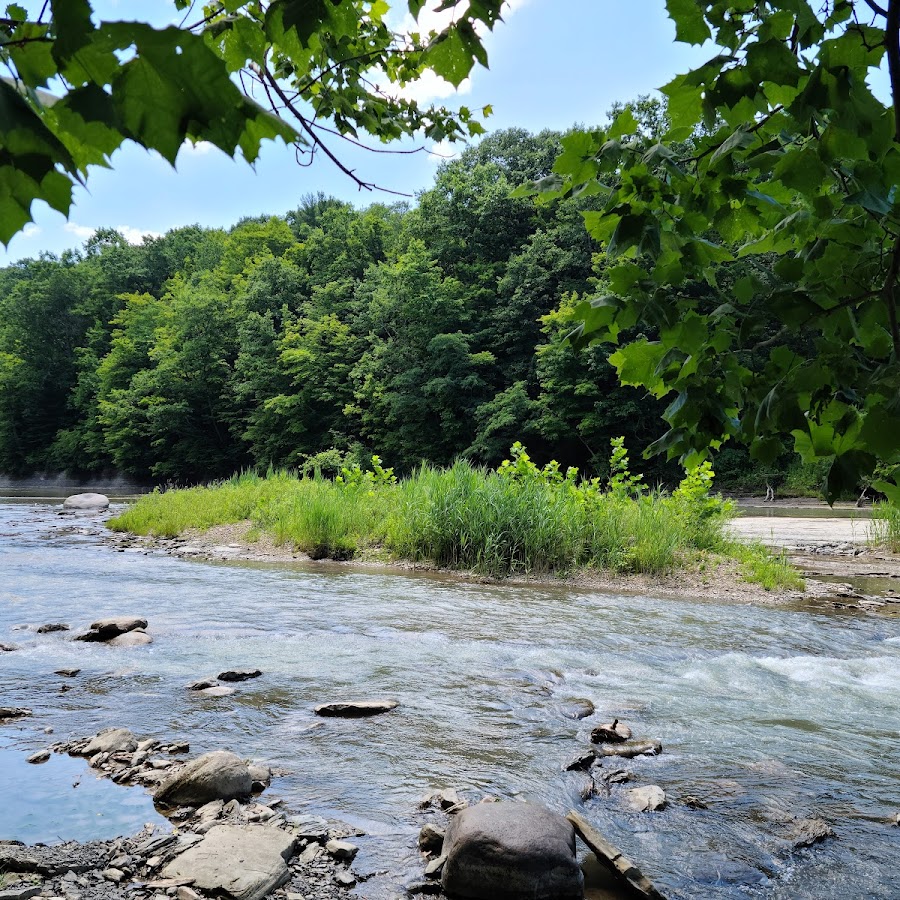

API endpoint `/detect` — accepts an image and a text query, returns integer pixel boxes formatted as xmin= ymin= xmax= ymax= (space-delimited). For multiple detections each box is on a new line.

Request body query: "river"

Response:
xmin=1 ymin=498 xmax=899 ymax=898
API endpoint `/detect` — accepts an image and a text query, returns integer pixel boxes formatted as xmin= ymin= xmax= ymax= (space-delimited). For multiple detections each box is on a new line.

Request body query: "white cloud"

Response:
xmin=428 ymin=139 xmax=460 ymax=164
xmin=64 ymin=222 xmax=163 ymax=245
xmin=64 ymin=222 xmax=95 ymax=240
xmin=180 ymin=140 xmax=215 ymax=156
xmin=21 ymin=223 xmax=41 ymax=239
xmin=118 ymin=225 xmax=163 ymax=244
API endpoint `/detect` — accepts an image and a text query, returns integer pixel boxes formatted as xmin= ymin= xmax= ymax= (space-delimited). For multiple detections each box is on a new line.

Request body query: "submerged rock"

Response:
xmin=36 ymin=623 xmax=69 ymax=634
xmin=559 ymin=699 xmax=595 ymax=720
xmin=63 ymin=492 xmax=109 ymax=511
xmin=789 ymin=818 xmax=835 ymax=848
xmin=0 ymin=707 xmax=32 ymax=721
xmin=625 ymin=786 xmax=667 ymax=812
xmin=441 ymin=802 xmax=583 ymax=900
xmin=162 ymin=824 xmax=295 ymax=900
xmin=188 ymin=678 xmax=220 ymax=691
xmin=0 ymin=643 xmax=18 ymax=652
xmin=590 ymin=719 xmax=632 ymax=743
xmin=595 ymin=739 xmax=662 ymax=759
xmin=54 ymin=668 xmax=80 ymax=677
xmin=563 ymin=748 xmax=596 ymax=771
xmin=196 ymin=685 xmax=236 ymax=697
xmin=314 ymin=699 xmax=399 ymax=717
xmin=154 ymin=750 xmax=253 ymax=807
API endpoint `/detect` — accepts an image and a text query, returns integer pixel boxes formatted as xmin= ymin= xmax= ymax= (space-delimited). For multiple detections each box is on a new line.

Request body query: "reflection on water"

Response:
xmin=0 ymin=734 xmax=169 ymax=843
xmin=1 ymin=501 xmax=899 ymax=898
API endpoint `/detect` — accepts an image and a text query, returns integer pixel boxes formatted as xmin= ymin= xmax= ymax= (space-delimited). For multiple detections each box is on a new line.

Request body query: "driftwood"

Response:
xmin=566 ymin=810 xmax=666 ymax=900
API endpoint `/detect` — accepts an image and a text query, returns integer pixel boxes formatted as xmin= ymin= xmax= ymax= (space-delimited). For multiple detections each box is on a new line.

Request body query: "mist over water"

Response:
xmin=1 ymin=499 xmax=899 ymax=898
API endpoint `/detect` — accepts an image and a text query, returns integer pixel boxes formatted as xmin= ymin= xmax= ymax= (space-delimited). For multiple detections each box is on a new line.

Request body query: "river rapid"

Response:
xmin=1 ymin=498 xmax=899 ymax=899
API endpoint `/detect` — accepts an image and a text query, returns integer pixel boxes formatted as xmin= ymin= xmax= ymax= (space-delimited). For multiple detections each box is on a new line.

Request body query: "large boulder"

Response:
xmin=63 ymin=493 xmax=109 ymax=511
xmin=162 ymin=824 xmax=295 ymax=900
xmin=107 ymin=629 xmax=153 ymax=647
xmin=154 ymin=751 xmax=253 ymax=807
xmin=441 ymin=802 xmax=583 ymax=900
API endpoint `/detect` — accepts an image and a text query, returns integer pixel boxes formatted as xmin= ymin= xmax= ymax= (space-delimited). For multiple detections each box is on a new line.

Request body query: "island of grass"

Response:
xmin=108 ymin=441 xmax=801 ymax=592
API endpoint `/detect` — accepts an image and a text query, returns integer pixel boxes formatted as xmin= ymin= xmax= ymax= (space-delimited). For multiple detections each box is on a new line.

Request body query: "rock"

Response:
xmin=101 ymin=868 xmax=125 ymax=883
xmin=36 ymin=623 xmax=70 ymax=634
xmin=595 ymin=739 xmax=661 ymax=759
xmin=91 ymin=616 xmax=147 ymax=637
xmin=0 ymin=707 xmax=32 ymax=720
xmin=334 ymin=872 xmax=356 ymax=888
xmin=566 ymin=809 xmax=665 ymax=900
xmin=0 ymin=887 xmax=43 ymax=900
xmin=63 ymin=493 xmax=109 ymax=511
xmin=418 ymin=823 xmax=445 ymax=855
xmin=559 ymin=699 xmax=595 ymax=720
xmin=563 ymin=749 xmax=596 ymax=772
xmin=154 ymin=750 xmax=253 ymax=807
xmin=325 ymin=839 xmax=358 ymax=861
xmin=423 ymin=855 xmax=446 ymax=879
xmin=176 ymin=888 xmax=203 ymax=900
xmin=441 ymin=802 xmax=583 ymax=900
xmin=107 ymin=629 xmax=153 ymax=647
xmin=248 ymin=765 xmax=271 ymax=791
xmin=188 ymin=679 xmax=221 ymax=691
xmin=196 ymin=685 xmax=236 ymax=697
xmin=625 ymin=786 xmax=667 ymax=812
xmin=590 ymin=720 xmax=632 ymax=743
xmin=422 ymin=787 xmax=466 ymax=811
xmin=218 ymin=669 xmax=262 ymax=682
xmin=82 ymin=728 xmax=138 ymax=756
xmin=74 ymin=616 xmax=148 ymax=643
xmin=54 ymin=668 xmax=80 ymax=677
xmin=27 ymin=750 xmax=50 ymax=764
xmin=314 ymin=699 xmax=399 ymax=717
xmin=599 ymin=769 xmax=631 ymax=785
xmin=894 ymin=811 xmax=900 ymax=826
xmin=162 ymin=824 xmax=295 ymax=900
xmin=0 ymin=643 xmax=18 ymax=652
xmin=789 ymin=818 xmax=835 ymax=848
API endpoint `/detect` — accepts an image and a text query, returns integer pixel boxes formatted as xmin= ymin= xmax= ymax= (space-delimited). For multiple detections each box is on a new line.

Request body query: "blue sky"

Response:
xmin=3 ymin=1 xmax=713 ymax=263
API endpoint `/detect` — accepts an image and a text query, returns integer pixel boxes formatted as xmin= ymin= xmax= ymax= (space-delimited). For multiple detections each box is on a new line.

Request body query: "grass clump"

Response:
xmin=110 ymin=439 xmax=800 ymax=587
xmin=727 ymin=542 xmax=805 ymax=591
xmin=870 ymin=501 xmax=900 ymax=552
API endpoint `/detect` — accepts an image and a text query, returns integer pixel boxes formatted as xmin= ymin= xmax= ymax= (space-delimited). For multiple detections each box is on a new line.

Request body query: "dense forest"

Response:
xmin=0 ymin=123 xmax=805 ymax=491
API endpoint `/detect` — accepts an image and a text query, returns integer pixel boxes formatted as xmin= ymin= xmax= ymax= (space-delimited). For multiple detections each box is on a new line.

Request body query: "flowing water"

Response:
xmin=1 ymin=499 xmax=899 ymax=898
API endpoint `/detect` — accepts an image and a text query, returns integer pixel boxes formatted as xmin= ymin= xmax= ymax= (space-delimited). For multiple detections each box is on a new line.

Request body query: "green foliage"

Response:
xmin=727 ymin=542 xmax=806 ymax=592
xmin=536 ymin=2 xmax=900 ymax=503
xmin=870 ymin=501 xmax=900 ymax=552
xmin=0 ymin=1 xmax=504 ymax=243
xmin=111 ymin=440 xmax=755 ymax=579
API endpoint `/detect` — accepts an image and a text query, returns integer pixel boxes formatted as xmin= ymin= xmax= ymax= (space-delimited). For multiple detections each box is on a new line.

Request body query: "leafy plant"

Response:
xmin=532 ymin=1 xmax=900 ymax=503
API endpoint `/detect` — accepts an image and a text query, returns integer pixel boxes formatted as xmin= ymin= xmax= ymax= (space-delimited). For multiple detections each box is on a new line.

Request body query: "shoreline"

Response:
xmin=104 ymin=519 xmax=900 ymax=614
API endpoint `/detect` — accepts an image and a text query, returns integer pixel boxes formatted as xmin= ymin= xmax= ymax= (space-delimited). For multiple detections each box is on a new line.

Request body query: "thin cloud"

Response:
xmin=64 ymin=223 xmax=163 ymax=245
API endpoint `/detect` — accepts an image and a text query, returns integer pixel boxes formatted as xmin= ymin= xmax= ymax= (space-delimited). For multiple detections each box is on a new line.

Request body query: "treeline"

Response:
xmin=0 ymin=122 xmax=807 ymax=490
xmin=0 ymin=127 xmax=681 ymax=484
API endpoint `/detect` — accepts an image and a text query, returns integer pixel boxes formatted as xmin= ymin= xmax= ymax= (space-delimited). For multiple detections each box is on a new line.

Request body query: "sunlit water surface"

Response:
xmin=1 ymin=499 xmax=898 ymax=898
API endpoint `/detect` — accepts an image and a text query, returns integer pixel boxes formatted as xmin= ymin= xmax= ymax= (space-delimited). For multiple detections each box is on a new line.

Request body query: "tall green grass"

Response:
xmin=870 ymin=501 xmax=900 ymax=551
xmin=108 ymin=443 xmax=795 ymax=585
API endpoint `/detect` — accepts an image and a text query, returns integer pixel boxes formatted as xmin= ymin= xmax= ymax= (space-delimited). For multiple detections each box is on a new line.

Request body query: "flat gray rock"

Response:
xmin=559 ymin=699 xmax=595 ymax=720
xmin=314 ymin=699 xmax=399 ymax=717
xmin=154 ymin=750 xmax=253 ymax=807
xmin=595 ymin=739 xmax=662 ymax=758
xmin=441 ymin=802 xmax=583 ymax=900
xmin=82 ymin=728 xmax=138 ymax=756
xmin=90 ymin=616 xmax=148 ymax=637
xmin=162 ymin=824 xmax=295 ymax=900
xmin=63 ymin=492 xmax=109 ymax=510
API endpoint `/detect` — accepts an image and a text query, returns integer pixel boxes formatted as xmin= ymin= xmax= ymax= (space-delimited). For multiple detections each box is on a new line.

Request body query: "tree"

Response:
xmin=540 ymin=0 xmax=900 ymax=501
xmin=0 ymin=0 xmax=506 ymax=244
